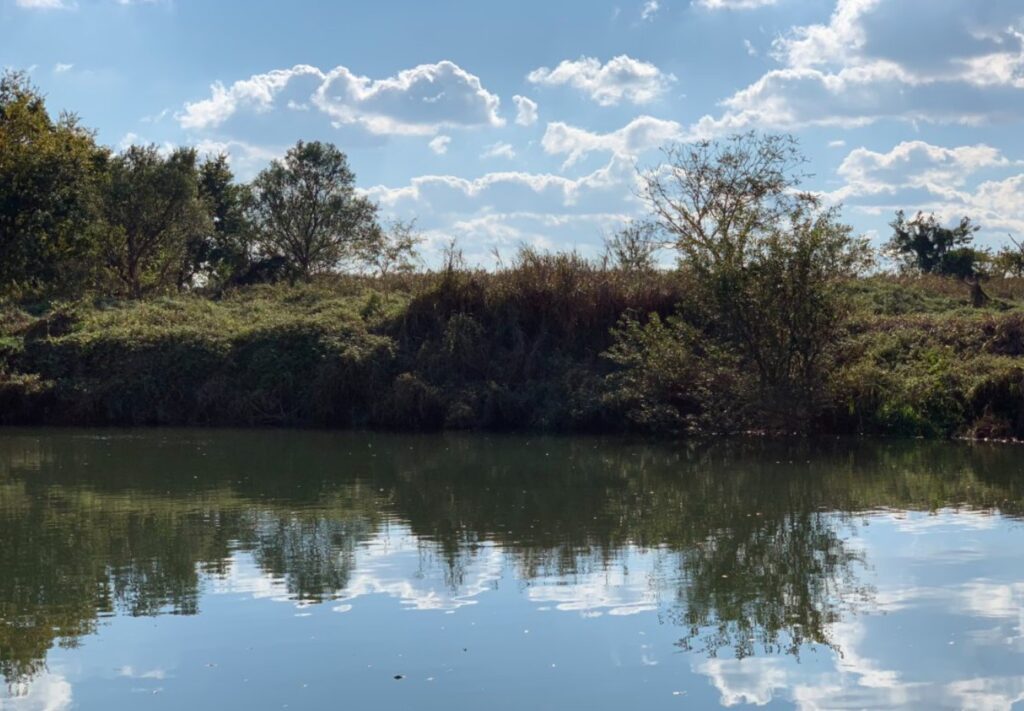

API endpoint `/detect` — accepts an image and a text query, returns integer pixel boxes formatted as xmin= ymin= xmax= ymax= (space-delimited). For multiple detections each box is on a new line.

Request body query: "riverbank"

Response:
xmin=2 ymin=268 xmax=1023 ymax=439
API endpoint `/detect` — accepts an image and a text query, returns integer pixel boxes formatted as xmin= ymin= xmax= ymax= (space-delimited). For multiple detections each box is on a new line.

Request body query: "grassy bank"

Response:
xmin=2 ymin=262 xmax=1023 ymax=439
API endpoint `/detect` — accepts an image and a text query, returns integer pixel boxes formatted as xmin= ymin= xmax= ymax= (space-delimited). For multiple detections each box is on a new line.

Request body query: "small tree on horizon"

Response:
xmin=885 ymin=211 xmax=984 ymax=279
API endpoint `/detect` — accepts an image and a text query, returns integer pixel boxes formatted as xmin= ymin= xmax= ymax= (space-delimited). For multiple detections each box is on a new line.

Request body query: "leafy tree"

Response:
xmin=885 ymin=211 xmax=984 ymax=278
xmin=641 ymin=133 xmax=871 ymax=427
xmin=184 ymin=153 xmax=253 ymax=288
xmin=249 ymin=141 xmax=380 ymax=280
xmin=0 ymin=71 xmax=106 ymax=296
xmin=886 ymin=211 xmax=992 ymax=306
xmin=97 ymin=145 xmax=210 ymax=298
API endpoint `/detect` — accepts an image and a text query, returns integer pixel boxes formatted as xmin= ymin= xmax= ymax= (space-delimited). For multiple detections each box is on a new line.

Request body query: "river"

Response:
xmin=1 ymin=430 xmax=1022 ymax=709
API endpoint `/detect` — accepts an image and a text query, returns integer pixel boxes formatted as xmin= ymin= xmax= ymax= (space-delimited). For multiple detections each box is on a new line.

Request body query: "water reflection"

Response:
xmin=0 ymin=432 xmax=1023 ymax=709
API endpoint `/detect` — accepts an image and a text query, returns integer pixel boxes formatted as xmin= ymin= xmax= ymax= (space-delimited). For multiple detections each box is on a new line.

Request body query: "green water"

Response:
xmin=1 ymin=430 xmax=1023 ymax=710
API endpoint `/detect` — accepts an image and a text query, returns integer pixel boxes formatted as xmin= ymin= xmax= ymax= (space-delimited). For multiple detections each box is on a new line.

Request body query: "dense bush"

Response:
xmin=1 ymin=269 xmax=1023 ymax=439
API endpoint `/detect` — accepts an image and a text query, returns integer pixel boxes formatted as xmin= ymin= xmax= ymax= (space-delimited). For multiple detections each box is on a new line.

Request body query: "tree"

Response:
xmin=886 ymin=211 xmax=990 ymax=306
xmin=0 ymin=71 xmax=106 ymax=296
xmin=97 ymin=145 xmax=210 ymax=298
xmin=603 ymin=221 xmax=663 ymax=273
xmin=886 ymin=211 xmax=983 ymax=277
xmin=360 ymin=219 xmax=421 ymax=286
xmin=641 ymin=132 xmax=871 ymax=427
xmin=183 ymin=153 xmax=253 ymax=289
xmin=249 ymin=141 xmax=380 ymax=280
xmin=992 ymin=235 xmax=1024 ymax=278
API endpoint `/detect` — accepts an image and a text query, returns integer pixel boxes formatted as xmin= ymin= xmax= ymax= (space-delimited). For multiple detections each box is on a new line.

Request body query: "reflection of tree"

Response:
xmin=0 ymin=432 xmax=1022 ymax=685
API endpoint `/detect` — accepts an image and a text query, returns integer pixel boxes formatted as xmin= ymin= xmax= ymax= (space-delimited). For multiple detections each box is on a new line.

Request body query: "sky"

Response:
xmin=3 ymin=0 xmax=1024 ymax=263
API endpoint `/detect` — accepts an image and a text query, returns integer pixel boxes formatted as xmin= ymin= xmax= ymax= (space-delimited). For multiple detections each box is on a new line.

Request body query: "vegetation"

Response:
xmin=2 ymin=71 xmax=1024 ymax=439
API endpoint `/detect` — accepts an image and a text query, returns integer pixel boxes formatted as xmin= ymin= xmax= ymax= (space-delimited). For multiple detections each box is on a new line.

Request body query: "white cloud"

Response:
xmin=512 ymin=95 xmax=539 ymax=126
xmin=699 ymin=658 xmax=789 ymax=707
xmin=773 ymin=0 xmax=1024 ymax=84
xmin=541 ymin=115 xmax=683 ymax=167
xmin=361 ymin=156 xmax=642 ymax=261
xmin=641 ymin=0 xmax=659 ymax=21
xmin=481 ymin=141 xmax=516 ymax=160
xmin=363 ymin=156 xmax=635 ymax=214
xmin=827 ymin=140 xmax=1024 ymax=240
xmin=428 ymin=135 xmax=451 ymax=155
xmin=696 ymin=0 xmax=779 ymax=8
xmin=744 ymin=39 xmax=758 ymax=57
xmin=836 ymin=141 xmax=1011 ymax=197
xmin=692 ymin=0 xmax=1024 ymax=134
xmin=191 ymin=138 xmax=282 ymax=180
xmin=15 ymin=0 xmax=71 ymax=7
xmin=0 ymin=671 xmax=73 ymax=711
xmin=52 ymin=63 xmax=73 ymax=73
xmin=527 ymin=55 xmax=676 ymax=106
xmin=829 ymin=139 xmax=847 ymax=148
xmin=178 ymin=61 xmax=504 ymax=136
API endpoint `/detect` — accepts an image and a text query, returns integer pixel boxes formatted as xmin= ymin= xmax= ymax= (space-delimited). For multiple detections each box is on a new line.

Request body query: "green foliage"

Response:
xmin=97 ymin=145 xmax=211 ymax=297
xmin=0 ymin=71 xmax=107 ymax=296
xmin=249 ymin=141 xmax=381 ymax=280
xmin=643 ymin=133 xmax=872 ymax=428
xmin=1 ymin=270 xmax=1024 ymax=439
xmin=190 ymin=153 xmax=253 ymax=288
xmin=603 ymin=311 xmax=743 ymax=433
xmin=886 ymin=211 xmax=984 ymax=278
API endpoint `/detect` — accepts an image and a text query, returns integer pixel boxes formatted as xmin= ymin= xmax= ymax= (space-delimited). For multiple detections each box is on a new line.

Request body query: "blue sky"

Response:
xmin=4 ymin=0 xmax=1024 ymax=262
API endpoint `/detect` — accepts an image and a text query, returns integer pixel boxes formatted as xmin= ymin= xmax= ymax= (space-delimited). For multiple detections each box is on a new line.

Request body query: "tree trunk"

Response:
xmin=968 ymin=277 xmax=989 ymax=308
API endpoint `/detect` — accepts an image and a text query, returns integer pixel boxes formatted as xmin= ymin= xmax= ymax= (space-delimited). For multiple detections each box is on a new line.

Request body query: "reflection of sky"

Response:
xmin=696 ymin=510 xmax=1024 ymax=710
xmin=25 ymin=509 xmax=1024 ymax=710
xmin=211 ymin=525 xmax=505 ymax=612
xmin=0 ymin=672 xmax=72 ymax=711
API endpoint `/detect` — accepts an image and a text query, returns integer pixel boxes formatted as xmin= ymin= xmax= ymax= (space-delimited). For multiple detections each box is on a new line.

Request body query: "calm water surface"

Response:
xmin=1 ymin=430 xmax=1024 ymax=710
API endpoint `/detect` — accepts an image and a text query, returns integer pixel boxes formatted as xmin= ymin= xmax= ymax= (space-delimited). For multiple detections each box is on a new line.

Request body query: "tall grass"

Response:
xmin=2 ymin=256 xmax=1024 ymax=438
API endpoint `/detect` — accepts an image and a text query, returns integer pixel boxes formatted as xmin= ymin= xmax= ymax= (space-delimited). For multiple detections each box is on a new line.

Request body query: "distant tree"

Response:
xmin=249 ymin=141 xmax=380 ymax=280
xmin=641 ymin=132 xmax=872 ymax=427
xmin=604 ymin=222 xmax=663 ymax=273
xmin=97 ymin=145 xmax=210 ymax=298
xmin=360 ymin=219 xmax=421 ymax=283
xmin=886 ymin=211 xmax=990 ymax=306
xmin=992 ymin=235 xmax=1024 ymax=278
xmin=0 ymin=70 xmax=106 ymax=296
xmin=885 ymin=211 xmax=984 ymax=278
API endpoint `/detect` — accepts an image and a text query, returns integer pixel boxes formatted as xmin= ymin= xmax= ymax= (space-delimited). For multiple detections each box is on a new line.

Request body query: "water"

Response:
xmin=0 ymin=431 xmax=1023 ymax=710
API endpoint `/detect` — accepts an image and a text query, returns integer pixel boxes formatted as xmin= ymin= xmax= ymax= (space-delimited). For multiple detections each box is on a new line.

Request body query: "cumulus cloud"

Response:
xmin=527 ymin=55 xmax=676 ymax=106
xmin=363 ymin=156 xmax=635 ymax=215
xmin=179 ymin=61 xmax=504 ymax=136
xmin=360 ymin=155 xmax=643 ymax=260
xmin=541 ymin=115 xmax=683 ymax=167
xmin=428 ymin=135 xmax=451 ymax=155
xmin=828 ymin=140 xmax=1024 ymax=239
xmin=836 ymin=141 xmax=1011 ymax=198
xmin=513 ymin=95 xmax=539 ymax=126
xmin=692 ymin=0 xmax=1024 ymax=134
